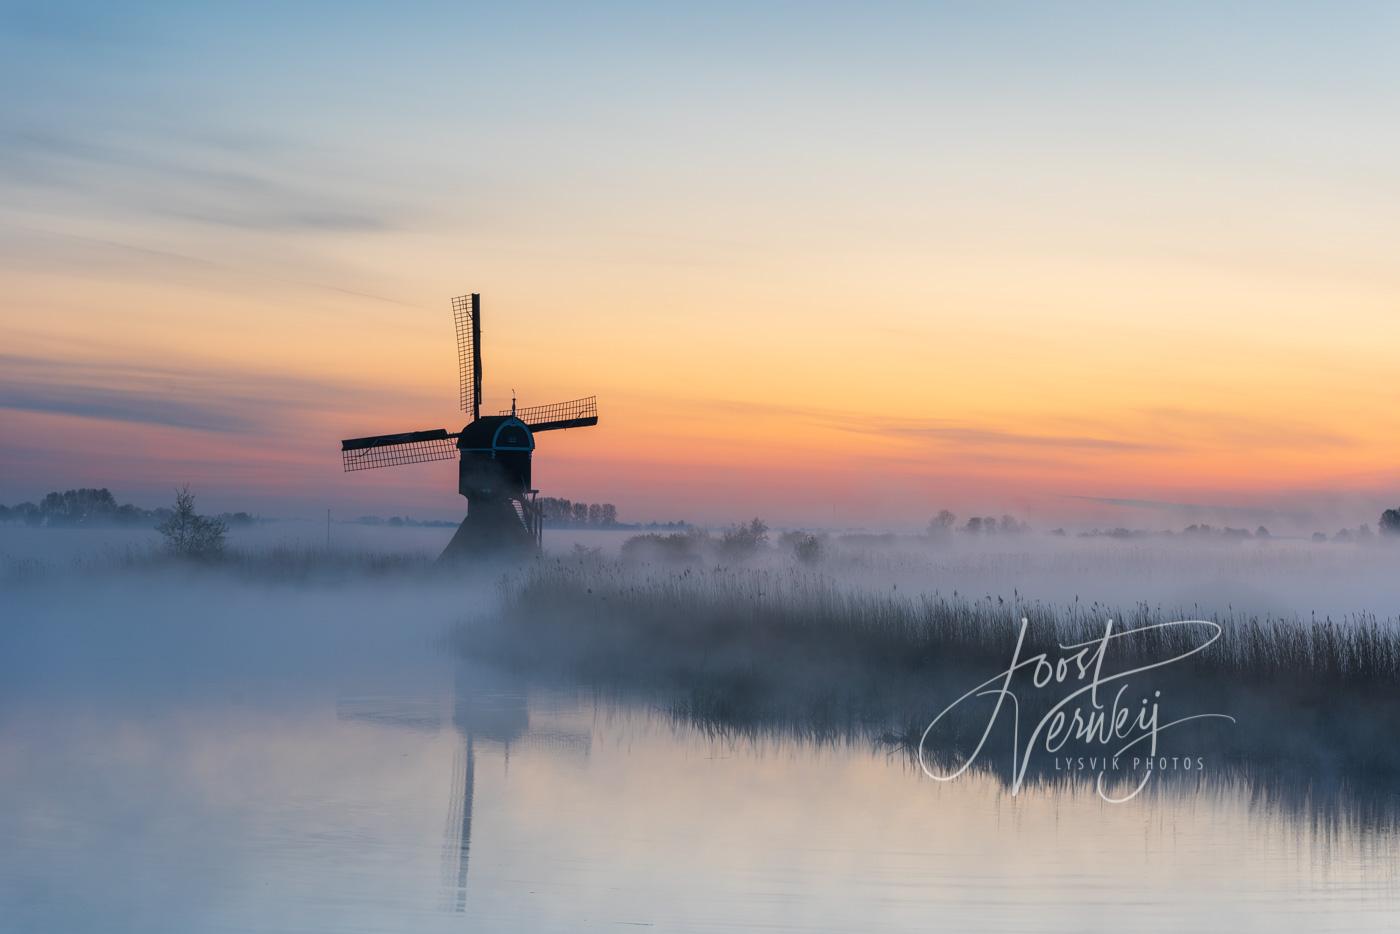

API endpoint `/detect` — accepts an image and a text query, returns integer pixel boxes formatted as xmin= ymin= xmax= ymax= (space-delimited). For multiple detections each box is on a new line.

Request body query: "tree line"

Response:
xmin=926 ymin=510 xmax=1030 ymax=535
xmin=0 ymin=488 xmax=255 ymax=529
xmin=535 ymin=497 xmax=618 ymax=527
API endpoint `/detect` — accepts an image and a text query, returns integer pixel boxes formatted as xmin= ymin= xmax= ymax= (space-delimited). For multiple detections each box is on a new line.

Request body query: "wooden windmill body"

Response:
xmin=340 ymin=293 xmax=598 ymax=559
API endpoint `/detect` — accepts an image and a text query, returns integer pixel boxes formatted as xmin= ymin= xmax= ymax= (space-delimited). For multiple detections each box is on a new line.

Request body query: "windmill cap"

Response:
xmin=457 ymin=415 xmax=534 ymax=452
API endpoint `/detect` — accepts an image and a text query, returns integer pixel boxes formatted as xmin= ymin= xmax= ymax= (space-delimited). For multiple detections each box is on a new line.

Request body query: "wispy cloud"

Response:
xmin=0 ymin=382 xmax=255 ymax=433
xmin=0 ymin=128 xmax=402 ymax=234
xmin=1139 ymin=407 xmax=1357 ymax=449
xmin=680 ymin=395 xmax=1354 ymax=458
xmin=653 ymin=395 xmax=1167 ymax=456
xmin=864 ymin=424 xmax=1163 ymax=452
xmin=0 ymin=353 xmax=429 ymax=436
xmin=3 ymin=224 xmax=420 ymax=307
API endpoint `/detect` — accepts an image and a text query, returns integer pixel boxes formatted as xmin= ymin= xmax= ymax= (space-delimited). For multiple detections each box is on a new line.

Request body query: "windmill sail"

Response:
xmin=341 ymin=428 xmax=460 ymax=471
xmin=452 ymin=293 xmax=482 ymax=420
xmin=505 ymin=395 xmax=598 ymax=432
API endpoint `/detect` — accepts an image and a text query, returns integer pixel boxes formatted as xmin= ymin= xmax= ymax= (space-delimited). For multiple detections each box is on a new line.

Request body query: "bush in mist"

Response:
xmin=157 ymin=487 xmax=227 ymax=561
xmin=620 ymin=519 xmax=773 ymax=564
xmin=720 ymin=518 xmax=769 ymax=558
xmin=778 ymin=530 xmax=827 ymax=565
xmin=621 ymin=529 xmax=711 ymax=563
xmin=927 ymin=510 xmax=956 ymax=537
xmin=1382 ymin=509 xmax=1400 ymax=538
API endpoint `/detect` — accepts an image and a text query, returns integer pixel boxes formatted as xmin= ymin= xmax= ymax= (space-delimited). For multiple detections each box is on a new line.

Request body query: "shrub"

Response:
xmin=720 ymin=518 xmax=769 ymax=558
xmin=779 ymin=530 xmax=826 ymax=565
xmin=621 ymin=530 xmax=709 ymax=563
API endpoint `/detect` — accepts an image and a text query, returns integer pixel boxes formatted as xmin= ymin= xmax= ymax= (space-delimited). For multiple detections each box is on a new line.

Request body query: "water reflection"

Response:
xmin=432 ymin=664 xmax=593 ymax=914
xmin=3 ymin=582 xmax=1399 ymax=932
xmin=442 ymin=731 xmax=474 ymax=912
xmin=441 ymin=665 xmax=524 ymax=913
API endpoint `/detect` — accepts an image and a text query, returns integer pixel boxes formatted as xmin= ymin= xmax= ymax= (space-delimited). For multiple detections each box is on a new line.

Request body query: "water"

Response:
xmin=3 ymin=561 xmax=1399 ymax=932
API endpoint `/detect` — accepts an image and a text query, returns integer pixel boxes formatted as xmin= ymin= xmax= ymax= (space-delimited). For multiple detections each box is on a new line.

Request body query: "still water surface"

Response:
xmin=2 ymin=572 xmax=1397 ymax=933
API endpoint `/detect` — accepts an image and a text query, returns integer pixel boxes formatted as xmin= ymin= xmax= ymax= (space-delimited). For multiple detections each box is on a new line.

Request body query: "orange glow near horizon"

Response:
xmin=4 ymin=5 xmax=1400 ymax=531
xmin=5 ymin=254 xmax=1398 ymax=532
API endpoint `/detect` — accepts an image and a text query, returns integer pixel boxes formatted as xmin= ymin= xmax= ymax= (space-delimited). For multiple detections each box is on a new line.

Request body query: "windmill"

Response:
xmin=339 ymin=293 xmax=598 ymax=559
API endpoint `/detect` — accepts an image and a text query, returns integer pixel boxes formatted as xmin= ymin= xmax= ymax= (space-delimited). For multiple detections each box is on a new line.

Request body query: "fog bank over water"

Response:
xmin=5 ymin=523 xmax=1398 ymax=621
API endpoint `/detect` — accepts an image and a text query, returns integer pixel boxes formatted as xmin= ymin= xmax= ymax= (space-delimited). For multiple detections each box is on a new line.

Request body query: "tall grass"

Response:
xmin=495 ymin=558 xmax=1400 ymax=688
xmin=463 ymin=555 xmax=1400 ymax=827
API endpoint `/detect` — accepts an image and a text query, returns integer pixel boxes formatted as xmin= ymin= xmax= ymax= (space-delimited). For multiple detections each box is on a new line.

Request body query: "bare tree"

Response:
xmin=157 ymin=487 xmax=227 ymax=560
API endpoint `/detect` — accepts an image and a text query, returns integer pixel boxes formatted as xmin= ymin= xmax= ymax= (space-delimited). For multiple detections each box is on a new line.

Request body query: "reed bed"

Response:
xmin=496 ymin=557 xmax=1400 ymax=690
xmin=473 ymin=554 xmax=1400 ymax=824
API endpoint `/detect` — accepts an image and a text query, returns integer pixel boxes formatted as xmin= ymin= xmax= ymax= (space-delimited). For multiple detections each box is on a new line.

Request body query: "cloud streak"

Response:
xmin=0 ymin=353 xmax=432 ymax=436
xmin=865 ymin=424 xmax=1163 ymax=452
xmin=0 ymin=383 xmax=255 ymax=433
xmin=0 ymin=128 xmax=402 ymax=234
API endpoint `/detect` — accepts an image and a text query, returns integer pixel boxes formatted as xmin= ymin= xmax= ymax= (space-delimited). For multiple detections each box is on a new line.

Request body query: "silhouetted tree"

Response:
xmin=536 ymin=497 xmax=573 ymax=524
xmin=571 ymin=502 xmax=589 ymax=525
xmin=0 ymin=490 xmax=181 ymax=528
xmin=157 ymin=487 xmax=227 ymax=560
xmin=1380 ymin=509 xmax=1400 ymax=538
xmin=39 ymin=488 xmax=120 ymax=526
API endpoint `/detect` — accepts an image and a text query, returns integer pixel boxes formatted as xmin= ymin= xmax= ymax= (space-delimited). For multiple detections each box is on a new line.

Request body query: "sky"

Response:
xmin=2 ymin=1 xmax=1399 ymax=531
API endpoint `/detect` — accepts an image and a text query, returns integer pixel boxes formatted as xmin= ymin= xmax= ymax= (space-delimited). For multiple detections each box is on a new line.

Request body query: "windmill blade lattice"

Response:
xmin=453 ymin=293 xmax=482 ymax=420
xmin=341 ymin=429 xmax=460 ymax=471
xmin=506 ymin=396 xmax=599 ymax=432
